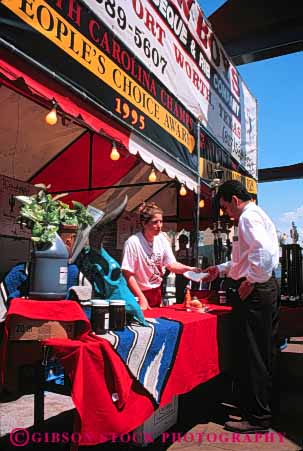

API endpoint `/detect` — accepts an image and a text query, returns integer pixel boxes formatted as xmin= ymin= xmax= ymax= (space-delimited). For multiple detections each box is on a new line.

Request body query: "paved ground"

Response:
xmin=1 ymin=338 xmax=303 ymax=451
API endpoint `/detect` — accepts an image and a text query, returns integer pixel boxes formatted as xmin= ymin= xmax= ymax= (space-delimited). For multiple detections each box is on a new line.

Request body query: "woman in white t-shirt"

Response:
xmin=121 ymin=202 xmax=201 ymax=309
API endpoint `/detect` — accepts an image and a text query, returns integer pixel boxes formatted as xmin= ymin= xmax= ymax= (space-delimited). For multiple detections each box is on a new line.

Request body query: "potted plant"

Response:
xmin=16 ymin=183 xmax=94 ymax=247
xmin=15 ymin=183 xmax=94 ymax=299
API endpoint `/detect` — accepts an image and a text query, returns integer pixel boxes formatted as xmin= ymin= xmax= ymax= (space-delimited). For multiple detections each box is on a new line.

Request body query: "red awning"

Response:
xmin=31 ymin=132 xmax=138 ymax=206
xmin=0 ymin=49 xmax=198 ymax=194
xmin=0 ymin=51 xmax=130 ymax=149
xmin=0 ymin=50 xmax=200 ymax=228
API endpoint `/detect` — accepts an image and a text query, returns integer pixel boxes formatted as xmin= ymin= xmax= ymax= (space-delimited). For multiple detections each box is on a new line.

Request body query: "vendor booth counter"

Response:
xmin=1 ymin=298 xmax=300 ymax=447
xmin=1 ymin=298 xmax=232 ymax=446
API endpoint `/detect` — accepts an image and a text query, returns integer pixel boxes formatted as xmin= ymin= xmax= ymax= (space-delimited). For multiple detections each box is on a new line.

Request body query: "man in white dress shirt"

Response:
xmin=204 ymin=180 xmax=279 ymax=433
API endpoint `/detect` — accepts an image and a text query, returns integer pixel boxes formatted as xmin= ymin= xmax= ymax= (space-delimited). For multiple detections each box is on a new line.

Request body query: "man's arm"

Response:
xmin=202 ymin=261 xmax=232 ymax=282
xmin=122 ymin=269 xmax=151 ymax=310
xmin=237 ymin=213 xmax=278 ymax=300
xmin=242 ymin=215 xmax=278 ymax=283
xmin=217 ymin=261 xmax=232 ymax=276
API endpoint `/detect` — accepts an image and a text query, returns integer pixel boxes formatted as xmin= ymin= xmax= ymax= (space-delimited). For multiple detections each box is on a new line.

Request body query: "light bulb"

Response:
xmin=199 ymin=199 xmax=205 ymax=208
xmin=45 ymin=107 xmax=58 ymax=125
xmin=179 ymin=184 xmax=187 ymax=196
xmin=219 ymin=209 xmax=224 ymax=216
xmin=110 ymin=143 xmax=120 ymax=161
xmin=148 ymin=168 xmax=157 ymax=182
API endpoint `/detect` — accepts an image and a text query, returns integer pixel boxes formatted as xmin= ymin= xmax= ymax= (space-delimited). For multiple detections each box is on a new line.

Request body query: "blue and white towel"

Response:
xmin=0 ymin=262 xmax=30 ymax=322
xmin=101 ymin=317 xmax=182 ymax=404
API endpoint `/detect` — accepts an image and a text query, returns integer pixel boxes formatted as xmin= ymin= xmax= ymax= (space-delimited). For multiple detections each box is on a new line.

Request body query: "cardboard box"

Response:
xmin=9 ymin=316 xmax=76 ymax=340
xmin=132 ymin=396 xmax=178 ymax=446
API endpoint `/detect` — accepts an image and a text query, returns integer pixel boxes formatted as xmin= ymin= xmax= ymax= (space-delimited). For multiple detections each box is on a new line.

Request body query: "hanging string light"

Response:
xmin=199 ymin=198 xmax=205 ymax=208
xmin=110 ymin=141 xmax=120 ymax=161
xmin=45 ymin=102 xmax=58 ymax=125
xmin=148 ymin=168 xmax=157 ymax=182
xmin=179 ymin=184 xmax=187 ymax=196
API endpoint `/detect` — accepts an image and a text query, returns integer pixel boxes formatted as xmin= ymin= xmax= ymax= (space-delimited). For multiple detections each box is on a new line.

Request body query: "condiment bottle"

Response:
xmin=183 ymin=286 xmax=192 ymax=308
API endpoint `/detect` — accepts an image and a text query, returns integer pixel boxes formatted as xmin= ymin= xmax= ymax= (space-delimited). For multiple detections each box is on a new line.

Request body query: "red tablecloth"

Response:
xmin=3 ymin=299 xmax=301 ymax=445
xmin=43 ymin=304 xmax=230 ymax=445
xmin=1 ymin=299 xmax=231 ymax=445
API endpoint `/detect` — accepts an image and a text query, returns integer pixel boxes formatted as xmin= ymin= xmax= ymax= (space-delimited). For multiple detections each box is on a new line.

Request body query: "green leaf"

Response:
xmin=16 ymin=183 xmax=94 ymax=244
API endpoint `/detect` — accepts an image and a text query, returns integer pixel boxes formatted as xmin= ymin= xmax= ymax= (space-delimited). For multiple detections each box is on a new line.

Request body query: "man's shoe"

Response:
xmin=224 ymin=420 xmax=270 ymax=434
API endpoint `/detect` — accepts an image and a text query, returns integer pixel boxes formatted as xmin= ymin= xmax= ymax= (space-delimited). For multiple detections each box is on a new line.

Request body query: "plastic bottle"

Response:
xmin=183 ymin=285 xmax=192 ymax=308
xmin=29 ymin=233 xmax=69 ymax=299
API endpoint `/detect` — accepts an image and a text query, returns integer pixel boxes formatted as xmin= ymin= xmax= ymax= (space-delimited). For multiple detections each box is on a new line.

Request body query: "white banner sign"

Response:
xmin=82 ymin=0 xmax=257 ymax=178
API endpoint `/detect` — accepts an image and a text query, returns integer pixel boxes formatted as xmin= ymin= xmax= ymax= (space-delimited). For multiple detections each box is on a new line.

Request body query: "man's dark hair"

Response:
xmin=217 ymin=180 xmax=251 ymax=202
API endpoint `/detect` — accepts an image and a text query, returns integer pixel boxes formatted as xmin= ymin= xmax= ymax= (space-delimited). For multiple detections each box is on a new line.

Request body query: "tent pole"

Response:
xmin=50 ymin=180 xmax=171 ymax=194
xmin=196 ymin=122 xmax=201 ymax=267
xmin=89 ymin=132 xmax=93 ymax=190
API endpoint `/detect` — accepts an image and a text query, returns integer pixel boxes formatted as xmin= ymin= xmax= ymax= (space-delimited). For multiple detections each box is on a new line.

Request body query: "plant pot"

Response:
xmin=29 ymin=233 xmax=69 ymax=300
xmin=59 ymin=224 xmax=78 ymax=233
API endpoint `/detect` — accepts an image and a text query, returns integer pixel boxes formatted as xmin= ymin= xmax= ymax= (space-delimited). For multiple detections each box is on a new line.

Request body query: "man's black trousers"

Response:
xmin=226 ymin=276 xmax=279 ymax=424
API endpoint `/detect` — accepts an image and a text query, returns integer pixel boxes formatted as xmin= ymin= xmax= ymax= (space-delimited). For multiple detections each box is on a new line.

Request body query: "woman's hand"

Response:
xmin=138 ymin=296 xmax=152 ymax=310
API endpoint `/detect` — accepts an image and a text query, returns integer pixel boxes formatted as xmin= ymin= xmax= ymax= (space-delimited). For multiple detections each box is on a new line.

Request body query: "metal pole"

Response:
xmin=196 ymin=122 xmax=201 ymax=266
xmin=50 ymin=180 xmax=171 ymax=194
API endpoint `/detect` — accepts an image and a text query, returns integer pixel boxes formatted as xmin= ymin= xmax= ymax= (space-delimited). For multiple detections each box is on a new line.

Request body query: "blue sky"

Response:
xmin=200 ymin=1 xmax=303 ymax=242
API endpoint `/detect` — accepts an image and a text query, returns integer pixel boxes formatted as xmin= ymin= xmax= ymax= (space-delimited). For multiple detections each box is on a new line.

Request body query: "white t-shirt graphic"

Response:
xmin=121 ymin=232 xmax=176 ymax=290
